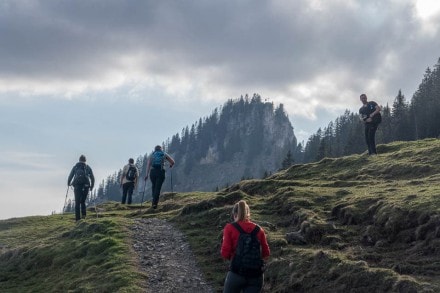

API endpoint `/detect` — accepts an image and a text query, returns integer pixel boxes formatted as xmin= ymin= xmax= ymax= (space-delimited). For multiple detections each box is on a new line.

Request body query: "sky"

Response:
xmin=1 ymin=0 xmax=440 ymax=220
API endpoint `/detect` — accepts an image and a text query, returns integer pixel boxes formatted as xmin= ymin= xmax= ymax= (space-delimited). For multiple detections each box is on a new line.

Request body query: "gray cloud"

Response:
xmin=0 ymin=0 xmax=439 ymax=111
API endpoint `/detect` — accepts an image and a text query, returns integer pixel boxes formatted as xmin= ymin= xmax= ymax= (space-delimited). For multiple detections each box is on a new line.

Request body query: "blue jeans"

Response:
xmin=223 ymin=271 xmax=263 ymax=293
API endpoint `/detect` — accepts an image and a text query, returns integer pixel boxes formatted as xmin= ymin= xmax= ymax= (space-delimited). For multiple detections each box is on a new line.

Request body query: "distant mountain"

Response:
xmin=163 ymin=94 xmax=297 ymax=192
xmin=97 ymin=94 xmax=297 ymax=201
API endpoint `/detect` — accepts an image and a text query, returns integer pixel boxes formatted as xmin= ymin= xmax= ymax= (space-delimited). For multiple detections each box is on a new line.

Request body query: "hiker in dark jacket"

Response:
xmin=68 ymin=155 xmax=95 ymax=221
xmin=144 ymin=145 xmax=175 ymax=209
xmin=359 ymin=93 xmax=382 ymax=155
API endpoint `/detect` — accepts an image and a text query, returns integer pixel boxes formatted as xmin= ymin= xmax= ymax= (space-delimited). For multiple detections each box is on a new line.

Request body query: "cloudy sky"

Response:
xmin=1 ymin=0 xmax=439 ymax=220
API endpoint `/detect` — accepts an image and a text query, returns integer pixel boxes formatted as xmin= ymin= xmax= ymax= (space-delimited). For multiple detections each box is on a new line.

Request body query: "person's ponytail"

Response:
xmin=233 ymin=200 xmax=250 ymax=222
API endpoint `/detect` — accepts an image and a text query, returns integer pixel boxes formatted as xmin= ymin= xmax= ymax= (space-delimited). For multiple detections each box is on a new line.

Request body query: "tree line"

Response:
xmin=94 ymin=57 xmax=440 ymax=201
xmin=300 ymin=57 xmax=440 ymax=163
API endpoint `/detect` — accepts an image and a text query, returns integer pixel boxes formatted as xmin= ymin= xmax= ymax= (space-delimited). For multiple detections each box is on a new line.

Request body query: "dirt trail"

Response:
xmin=130 ymin=218 xmax=215 ymax=293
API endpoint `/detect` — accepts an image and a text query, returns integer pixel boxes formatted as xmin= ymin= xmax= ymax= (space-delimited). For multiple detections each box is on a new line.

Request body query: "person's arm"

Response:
xmin=365 ymin=103 xmax=381 ymax=122
xmin=120 ymin=165 xmax=126 ymax=186
xmin=258 ymin=228 xmax=270 ymax=261
xmin=166 ymin=154 xmax=175 ymax=168
xmin=370 ymin=104 xmax=382 ymax=118
xmin=134 ymin=166 xmax=139 ymax=189
xmin=67 ymin=166 xmax=75 ymax=186
xmin=88 ymin=166 xmax=95 ymax=190
xmin=144 ymin=158 xmax=151 ymax=181
xmin=221 ymin=224 xmax=234 ymax=260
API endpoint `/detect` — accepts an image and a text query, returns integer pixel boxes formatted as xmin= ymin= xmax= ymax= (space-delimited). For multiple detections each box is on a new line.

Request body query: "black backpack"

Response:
xmin=372 ymin=112 xmax=382 ymax=125
xmin=126 ymin=165 xmax=137 ymax=181
xmin=73 ymin=165 xmax=90 ymax=186
xmin=230 ymin=222 xmax=264 ymax=277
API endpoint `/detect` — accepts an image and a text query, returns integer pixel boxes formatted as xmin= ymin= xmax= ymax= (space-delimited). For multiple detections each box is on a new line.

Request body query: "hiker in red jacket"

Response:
xmin=221 ymin=200 xmax=270 ymax=293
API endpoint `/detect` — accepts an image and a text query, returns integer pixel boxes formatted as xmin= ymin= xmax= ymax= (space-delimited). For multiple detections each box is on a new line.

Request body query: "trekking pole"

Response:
xmin=62 ymin=186 xmax=70 ymax=216
xmin=92 ymin=188 xmax=98 ymax=219
xmin=170 ymin=167 xmax=173 ymax=193
xmin=140 ymin=180 xmax=147 ymax=212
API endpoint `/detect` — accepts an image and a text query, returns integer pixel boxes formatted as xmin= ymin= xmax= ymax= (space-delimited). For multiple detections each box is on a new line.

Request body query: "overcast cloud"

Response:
xmin=1 ymin=0 xmax=439 ymax=219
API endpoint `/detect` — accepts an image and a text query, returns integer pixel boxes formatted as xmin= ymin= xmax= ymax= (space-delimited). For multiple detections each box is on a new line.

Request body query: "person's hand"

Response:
xmin=365 ymin=117 xmax=373 ymax=123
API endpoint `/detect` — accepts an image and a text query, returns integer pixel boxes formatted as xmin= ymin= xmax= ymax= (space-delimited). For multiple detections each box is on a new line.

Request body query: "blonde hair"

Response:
xmin=232 ymin=200 xmax=250 ymax=221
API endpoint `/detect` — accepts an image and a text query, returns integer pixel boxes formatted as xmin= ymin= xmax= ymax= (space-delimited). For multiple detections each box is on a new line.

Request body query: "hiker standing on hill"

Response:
xmin=221 ymin=200 xmax=270 ymax=293
xmin=67 ymin=155 xmax=95 ymax=222
xmin=144 ymin=145 xmax=175 ymax=209
xmin=359 ymin=93 xmax=382 ymax=155
xmin=120 ymin=158 xmax=139 ymax=205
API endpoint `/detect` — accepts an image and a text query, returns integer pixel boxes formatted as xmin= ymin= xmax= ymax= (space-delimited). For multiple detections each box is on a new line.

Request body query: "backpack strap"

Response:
xmin=251 ymin=225 xmax=261 ymax=236
xmin=232 ymin=222 xmax=260 ymax=236
xmin=232 ymin=222 xmax=245 ymax=234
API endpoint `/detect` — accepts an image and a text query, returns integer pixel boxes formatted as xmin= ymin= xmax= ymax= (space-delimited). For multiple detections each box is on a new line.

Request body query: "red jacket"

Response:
xmin=221 ymin=220 xmax=270 ymax=260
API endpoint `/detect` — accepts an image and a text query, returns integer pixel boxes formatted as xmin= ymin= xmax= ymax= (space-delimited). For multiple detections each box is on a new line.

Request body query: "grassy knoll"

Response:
xmin=1 ymin=138 xmax=439 ymax=292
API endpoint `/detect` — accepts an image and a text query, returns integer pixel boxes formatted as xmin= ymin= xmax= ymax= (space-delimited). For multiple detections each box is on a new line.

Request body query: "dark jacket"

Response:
xmin=68 ymin=162 xmax=95 ymax=188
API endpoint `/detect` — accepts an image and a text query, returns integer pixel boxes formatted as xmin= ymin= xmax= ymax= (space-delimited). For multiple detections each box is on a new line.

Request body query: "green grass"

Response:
xmin=0 ymin=215 xmax=144 ymax=292
xmin=1 ymin=138 xmax=440 ymax=292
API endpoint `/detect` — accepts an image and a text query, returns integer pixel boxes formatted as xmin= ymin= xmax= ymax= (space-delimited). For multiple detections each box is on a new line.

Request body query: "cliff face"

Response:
xmin=165 ymin=97 xmax=296 ymax=192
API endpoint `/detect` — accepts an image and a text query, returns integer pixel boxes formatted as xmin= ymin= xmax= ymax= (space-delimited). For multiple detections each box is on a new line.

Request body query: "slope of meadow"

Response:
xmin=1 ymin=138 xmax=439 ymax=292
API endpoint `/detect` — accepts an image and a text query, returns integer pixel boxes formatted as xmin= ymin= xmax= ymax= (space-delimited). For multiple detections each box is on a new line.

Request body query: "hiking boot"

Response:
xmin=152 ymin=204 xmax=158 ymax=209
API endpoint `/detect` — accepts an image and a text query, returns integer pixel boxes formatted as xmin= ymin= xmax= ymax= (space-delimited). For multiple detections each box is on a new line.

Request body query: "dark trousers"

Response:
xmin=122 ymin=182 xmax=135 ymax=204
xmin=223 ymin=271 xmax=263 ymax=293
xmin=150 ymin=168 xmax=165 ymax=206
xmin=364 ymin=124 xmax=378 ymax=155
xmin=74 ymin=185 xmax=89 ymax=221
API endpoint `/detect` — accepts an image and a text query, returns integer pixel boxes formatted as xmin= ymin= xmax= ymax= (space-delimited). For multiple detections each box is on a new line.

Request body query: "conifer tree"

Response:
xmin=281 ymin=149 xmax=294 ymax=170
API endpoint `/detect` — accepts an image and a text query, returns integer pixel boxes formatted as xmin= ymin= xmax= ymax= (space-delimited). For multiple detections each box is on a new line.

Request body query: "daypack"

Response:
xmin=151 ymin=151 xmax=165 ymax=169
xmin=372 ymin=112 xmax=382 ymax=124
xmin=126 ymin=165 xmax=137 ymax=181
xmin=230 ymin=222 xmax=264 ymax=277
xmin=73 ymin=165 xmax=90 ymax=186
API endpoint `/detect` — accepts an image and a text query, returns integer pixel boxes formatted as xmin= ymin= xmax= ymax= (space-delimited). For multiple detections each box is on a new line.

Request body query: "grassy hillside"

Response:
xmin=1 ymin=138 xmax=439 ymax=292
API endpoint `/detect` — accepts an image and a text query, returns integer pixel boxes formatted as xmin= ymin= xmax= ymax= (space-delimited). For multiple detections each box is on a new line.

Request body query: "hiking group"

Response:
xmin=65 ymin=94 xmax=379 ymax=291
xmin=66 ymin=145 xmax=175 ymax=221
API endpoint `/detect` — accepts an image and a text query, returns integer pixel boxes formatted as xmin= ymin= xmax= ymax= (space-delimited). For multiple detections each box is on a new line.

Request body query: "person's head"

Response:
xmin=128 ymin=158 xmax=134 ymax=164
xmin=232 ymin=200 xmax=251 ymax=222
xmin=154 ymin=145 xmax=162 ymax=151
xmin=79 ymin=155 xmax=86 ymax=162
xmin=360 ymin=94 xmax=368 ymax=104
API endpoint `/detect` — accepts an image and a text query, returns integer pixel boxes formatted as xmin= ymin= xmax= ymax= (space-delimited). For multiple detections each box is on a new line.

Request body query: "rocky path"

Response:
xmin=130 ymin=218 xmax=215 ymax=293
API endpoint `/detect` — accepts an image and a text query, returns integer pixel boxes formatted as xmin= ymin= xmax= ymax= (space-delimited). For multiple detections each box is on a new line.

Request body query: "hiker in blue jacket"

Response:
xmin=144 ymin=145 xmax=175 ymax=209
xmin=67 ymin=155 xmax=95 ymax=221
